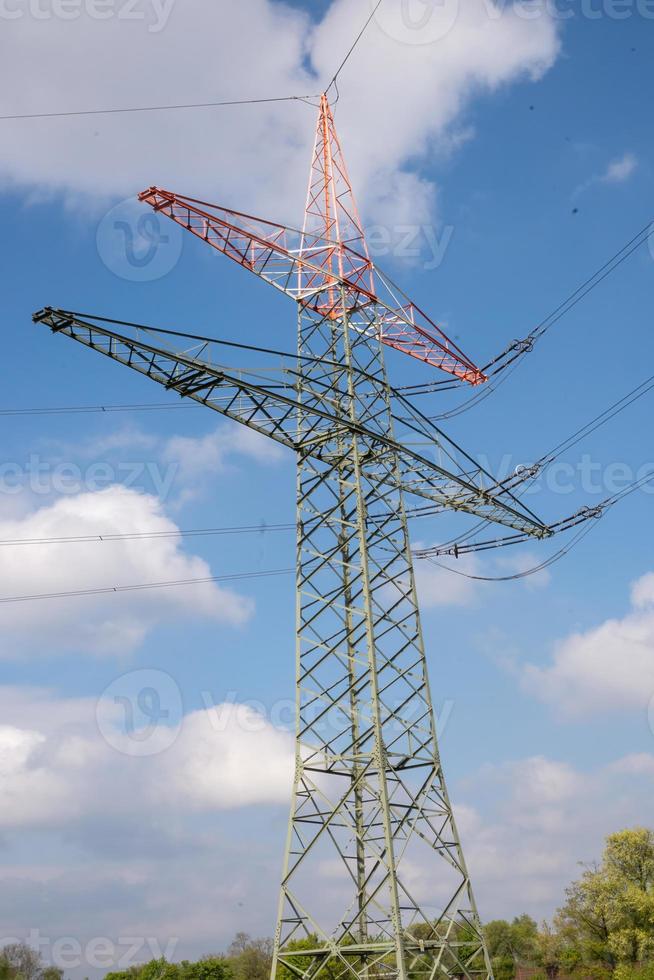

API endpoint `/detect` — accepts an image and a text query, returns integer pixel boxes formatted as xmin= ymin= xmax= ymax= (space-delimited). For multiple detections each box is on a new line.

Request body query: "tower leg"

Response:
xmin=271 ymin=302 xmax=492 ymax=980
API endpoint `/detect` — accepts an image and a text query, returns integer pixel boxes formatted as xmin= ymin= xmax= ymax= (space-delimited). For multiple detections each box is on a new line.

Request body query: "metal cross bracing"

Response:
xmin=33 ymin=94 xmax=554 ymax=980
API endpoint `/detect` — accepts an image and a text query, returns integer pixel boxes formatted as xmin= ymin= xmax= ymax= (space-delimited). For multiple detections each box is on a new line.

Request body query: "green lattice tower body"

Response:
xmin=272 ymin=295 xmax=493 ymax=980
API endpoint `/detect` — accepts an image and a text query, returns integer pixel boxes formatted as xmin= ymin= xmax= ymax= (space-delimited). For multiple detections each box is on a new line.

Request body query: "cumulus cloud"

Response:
xmin=159 ymin=704 xmax=294 ymax=809
xmin=162 ymin=425 xmax=285 ymax=504
xmin=0 ymin=486 xmax=253 ymax=657
xmin=573 ymin=151 xmax=638 ymax=199
xmin=305 ymin=751 xmax=654 ymax=920
xmin=33 ymin=419 xmax=286 ymax=509
xmin=600 ymin=152 xmax=638 ymax=184
xmin=1 ymin=684 xmax=652 ymax=958
xmin=415 ymin=553 xmax=481 ymax=607
xmin=413 ymin=547 xmax=552 ymax=610
xmin=0 ymin=687 xmax=294 ymax=832
xmin=0 ymin=686 xmax=294 ymax=957
xmin=459 ymin=753 xmax=654 ymax=918
xmin=494 ymin=551 xmax=551 ymax=589
xmin=522 ymin=571 xmax=654 ymax=716
xmin=0 ymin=0 xmax=560 ymax=229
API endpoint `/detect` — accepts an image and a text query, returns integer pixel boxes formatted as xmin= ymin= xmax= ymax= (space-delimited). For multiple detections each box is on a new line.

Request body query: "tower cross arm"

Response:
xmin=138 ymin=187 xmax=486 ymax=384
xmin=32 ymin=307 xmax=549 ymax=539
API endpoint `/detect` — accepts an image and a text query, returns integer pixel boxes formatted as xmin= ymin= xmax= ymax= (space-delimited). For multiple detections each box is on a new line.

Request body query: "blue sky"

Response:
xmin=0 ymin=0 xmax=653 ymax=974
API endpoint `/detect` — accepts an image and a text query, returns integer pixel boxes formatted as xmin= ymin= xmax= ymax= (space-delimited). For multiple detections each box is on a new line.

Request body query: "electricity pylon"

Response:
xmin=34 ymin=95 xmax=550 ymax=980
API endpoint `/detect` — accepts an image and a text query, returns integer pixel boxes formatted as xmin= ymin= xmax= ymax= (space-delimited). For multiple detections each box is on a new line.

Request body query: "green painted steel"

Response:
xmin=32 ymin=304 xmax=551 ymax=980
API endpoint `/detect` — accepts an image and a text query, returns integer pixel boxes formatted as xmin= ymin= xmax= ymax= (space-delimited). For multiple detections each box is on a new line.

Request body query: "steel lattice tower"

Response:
xmin=275 ymin=98 xmax=489 ymax=980
xmin=33 ymin=94 xmax=550 ymax=980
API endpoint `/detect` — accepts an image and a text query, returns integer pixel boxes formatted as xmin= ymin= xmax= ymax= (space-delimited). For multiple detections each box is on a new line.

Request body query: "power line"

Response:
xmin=0 ymin=567 xmax=294 ymax=605
xmin=0 ymin=522 xmax=295 ymax=549
xmin=3 ymin=0 xmax=387 ymax=121
xmin=427 ymin=520 xmax=598 ymax=583
xmin=421 ymin=466 xmax=654 ymax=575
xmin=442 ymin=369 xmax=654 ymax=552
xmin=6 ymin=364 xmax=652 ymax=552
xmin=327 ymin=0 xmax=384 ymax=93
xmin=0 ymin=401 xmax=197 ymax=417
xmin=0 ymin=94 xmax=317 ymax=123
xmin=416 ymin=218 xmax=653 ymax=417
xmin=6 ymin=463 xmax=651 ymax=597
xmin=538 ymin=371 xmax=654 ymax=464
xmin=8 ymin=330 xmax=654 ymax=555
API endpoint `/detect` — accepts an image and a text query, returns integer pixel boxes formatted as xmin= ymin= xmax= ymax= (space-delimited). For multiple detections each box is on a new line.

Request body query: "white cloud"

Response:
xmin=29 ymin=420 xmax=286 ymax=510
xmin=608 ymin=753 xmax=654 ymax=777
xmin=0 ymin=686 xmax=294 ymax=957
xmin=415 ymin=554 xmax=480 ymax=607
xmin=0 ymin=486 xmax=253 ymax=657
xmin=522 ymin=570 xmax=654 ymax=716
xmin=494 ymin=551 xmax=551 ymax=589
xmin=573 ymin=151 xmax=638 ymax=199
xmin=162 ymin=425 xmax=285 ymax=499
xmin=0 ymin=724 xmax=80 ymax=828
xmin=0 ymin=0 xmax=560 ymax=230
xmin=459 ymin=752 xmax=654 ymax=918
xmin=413 ymin=547 xmax=552 ymax=610
xmin=177 ymin=747 xmax=654 ymax=925
xmin=0 ymin=725 xmax=45 ymax=776
xmin=1 ymin=682 xmax=652 ymax=958
xmin=160 ymin=704 xmax=294 ymax=809
xmin=0 ymin=688 xmax=294 ymax=831
xmin=600 ymin=152 xmax=638 ymax=184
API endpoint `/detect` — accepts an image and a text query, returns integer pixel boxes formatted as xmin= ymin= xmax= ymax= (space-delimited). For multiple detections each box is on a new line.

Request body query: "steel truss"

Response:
xmin=32 ymin=92 xmax=553 ymax=980
xmin=274 ymin=295 xmax=492 ymax=980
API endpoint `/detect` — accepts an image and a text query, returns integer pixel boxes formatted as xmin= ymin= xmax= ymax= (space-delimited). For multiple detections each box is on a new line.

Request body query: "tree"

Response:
xmin=106 ymin=959 xmax=232 ymax=980
xmin=484 ymin=915 xmax=540 ymax=980
xmin=227 ymin=936 xmax=271 ymax=980
xmin=0 ymin=945 xmax=43 ymax=980
xmin=557 ymin=828 xmax=654 ymax=973
xmin=0 ymin=946 xmax=63 ymax=980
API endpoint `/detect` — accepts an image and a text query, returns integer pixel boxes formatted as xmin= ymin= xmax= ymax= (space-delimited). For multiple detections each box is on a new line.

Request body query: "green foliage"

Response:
xmin=3 ymin=828 xmax=654 ymax=980
xmin=227 ymin=935 xmax=272 ymax=980
xmin=614 ymin=965 xmax=654 ymax=980
xmin=557 ymin=827 xmax=654 ymax=973
xmin=105 ymin=958 xmax=232 ymax=980
xmin=273 ymin=935 xmax=359 ymax=980
xmin=484 ymin=914 xmax=540 ymax=979
xmin=0 ymin=944 xmax=63 ymax=980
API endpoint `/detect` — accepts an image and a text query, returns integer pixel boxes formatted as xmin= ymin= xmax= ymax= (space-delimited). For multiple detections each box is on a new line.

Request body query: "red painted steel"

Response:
xmin=138 ymin=95 xmax=486 ymax=386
